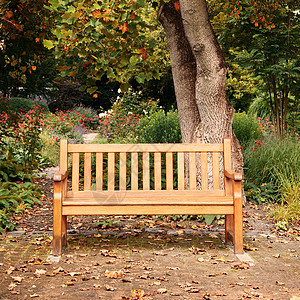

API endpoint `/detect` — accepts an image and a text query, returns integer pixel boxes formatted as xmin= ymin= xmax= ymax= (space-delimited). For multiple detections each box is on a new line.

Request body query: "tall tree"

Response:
xmin=45 ymin=0 xmax=243 ymax=173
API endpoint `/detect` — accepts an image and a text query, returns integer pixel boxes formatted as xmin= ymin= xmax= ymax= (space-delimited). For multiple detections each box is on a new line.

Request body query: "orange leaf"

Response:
xmin=6 ymin=11 xmax=13 ymax=19
xmin=92 ymin=9 xmax=101 ymax=19
xmin=93 ymin=93 xmax=98 ymax=98
xmin=119 ymin=22 xmax=129 ymax=33
xmin=255 ymin=22 xmax=259 ymax=27
xmin=174 ymin=1 xmax=180 ymax=11
xmin=271 ymin=24 xmax=275 ymax=28
xmin=35 ymin=38 xmax=40 ymax=43
xmin=32 ymin=66 xmax=37 ymax=71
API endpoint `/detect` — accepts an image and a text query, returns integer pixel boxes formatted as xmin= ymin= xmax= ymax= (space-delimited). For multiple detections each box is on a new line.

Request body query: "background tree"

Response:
xmin=0 ymin=0 xmax=57 ymax=98
xmin=209 ymin=0 xmax=299 ymax=136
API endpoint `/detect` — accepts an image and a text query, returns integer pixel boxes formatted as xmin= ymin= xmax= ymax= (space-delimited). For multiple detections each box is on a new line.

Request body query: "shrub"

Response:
xmin=232 ymin=112 xmax=264 ymax=149
xmin=138 ymin=109 xmax=182 ymax=143
xmin=244 ymin=137 xmax=300 ymax=192
xmin=269 ymin=172 xmax=300 ymax=224
xmin=0 ymin=97 xmax=49 ymax=113
xmin=0 ymin=181 xmax=41 ymax=233
xmin=71 ymin=106 xmax=99 ymax=130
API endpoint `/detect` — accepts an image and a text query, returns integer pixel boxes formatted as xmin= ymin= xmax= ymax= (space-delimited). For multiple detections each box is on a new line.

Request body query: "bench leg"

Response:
xmin=233 ymin=181 xmax=243 ymax=254
xmin=225 ymin=215 xmax=234 ymax=244
xmin=62 ymin=216 xmax=67 ymax=247
xmin=53 ymin=210 xmax=62 ymax=256
xmin=53 ymin=182 xmax=63 ymax=256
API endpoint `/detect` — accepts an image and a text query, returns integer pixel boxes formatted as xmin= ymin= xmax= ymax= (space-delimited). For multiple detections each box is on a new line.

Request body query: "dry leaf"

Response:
xmin=105 ymin=284 xmax=115 ymax=291
xmin=232 ymin=263 xmax=250 ymax=270
xmin=52 ymin=266 xmax=64 ymax=275
xmin=12 ymin=276 xmax=23 ymax=283
xmin=273 ymin=253 xmax=281 ymax=258
xmin=105 ymin=270 xmax=123 ymax=279
xmin=35 ymin=269 xmax=46 ymax=275
xmin=156 ymin=288 xmax=167 ymax=294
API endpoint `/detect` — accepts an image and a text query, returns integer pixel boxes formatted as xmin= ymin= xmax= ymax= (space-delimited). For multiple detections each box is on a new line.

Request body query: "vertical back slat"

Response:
xmin=107 ymin=152 xmax=115 ymax=191
xmin=200 ymin=152 xmax=208 ymax=190
xmin=60 ymin=139 xmax=68 ymax=172
xmin=84 ymin=153 xmax=92 ymax=190
xmin=177 ymin=152 xmax=185 ymax=190
xmin=154 ymin=152 xmax=161 ymax=190
xmin=166 ymin=152 xmax=173 ymax=190
xmin=223 ymin=138 xmax=232 ymax=195
xmin=119 ymin=152 xmax=127 ymax=190
xmin=189 ymin=152 xmax=197 ymax=190
xmin=96 ymin=153 xmax=103 ymax=190
xmin=72 ymin=152 xmax=80 ymax=191
xmin=143 ymin=152 xmax=150 ymax=190
xmin=213 ymin=152 xmax=220 ymax=189
xmin=131 ymin=152 xmax=138 ymax=190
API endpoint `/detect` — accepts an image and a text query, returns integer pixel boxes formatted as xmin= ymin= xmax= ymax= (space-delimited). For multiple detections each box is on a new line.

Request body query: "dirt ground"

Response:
xmin=0 ymin=177 xmax=299 ymax=300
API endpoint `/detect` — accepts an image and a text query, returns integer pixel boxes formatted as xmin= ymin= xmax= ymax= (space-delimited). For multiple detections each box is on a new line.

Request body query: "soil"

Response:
xmin=0 ymin=177 xmax=299 ymax=300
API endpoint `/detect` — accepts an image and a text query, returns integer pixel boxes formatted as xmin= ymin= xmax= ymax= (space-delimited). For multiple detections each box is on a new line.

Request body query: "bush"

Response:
xmin=244 ymin=137 xmax=300 ymax=193
xmin=138 ymin=109 xmax=182 ymax=143
xmin=232 ymin=112 xmax=264 ymax=149
xmin=0 ymin=181 xmax=41 ymax=233
xmin=0 ymin=97 xmax=49 ymax=113
xmin=71 ymin=106 xmax=99 ymax=130
xmin=269 ymin=172 xmax=300 ymax=224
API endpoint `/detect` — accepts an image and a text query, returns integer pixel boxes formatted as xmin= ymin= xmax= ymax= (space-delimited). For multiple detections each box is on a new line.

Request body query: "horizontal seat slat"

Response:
xmin=66 ymin=190 xmax=225 ymax=198
xmin=68 ymin=143 xmax=223 ymax=153
xmin=62 ymin=205 xmax=234 ymax=216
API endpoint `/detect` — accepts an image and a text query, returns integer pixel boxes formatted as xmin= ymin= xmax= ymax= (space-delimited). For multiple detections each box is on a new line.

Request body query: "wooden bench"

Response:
xmin=53 ymin=138 xmax=243 ymax=256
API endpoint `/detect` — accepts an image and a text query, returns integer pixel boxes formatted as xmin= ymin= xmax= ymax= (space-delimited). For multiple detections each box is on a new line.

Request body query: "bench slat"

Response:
xmin=166 ymin=152 xmax=173 ymax=190
xmin=143 ymin=152 xmax=150 ymax=190
xmin=107 ymin=153 xmax=115 ymax=190
xmin=177 ymin=152 xmax=185 ymax=190
xmin=154 ymin=152 xmax=161 ymax=190
xmin=131 ymin=152 xmax=138 ymax=190
xmin=68 ymin=143 xmax=223 ymax=153
xmin=66 ymin=190 xmax=226 ymax=198
xmin=213 ymin=152 xmax=220 ymax=189
xmin=189 ymin=152 xmax=197 ymax=190
xmin=201 ymin=152 xmax=208 ymax=190
xmin=119 ymin=152 xmax=127 ymax=190
xmin=84 ymin=153 xmax=91 ymax=190
xmin=72 ymin=152 xmax=80 ymax=191
xmin=96 ymin=153 xmax=103 ymax=190
xmin=62 ymin=205 xmax=234 ymax=216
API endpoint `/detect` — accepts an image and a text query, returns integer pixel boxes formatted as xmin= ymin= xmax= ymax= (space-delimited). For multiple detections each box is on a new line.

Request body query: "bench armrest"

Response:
xmin=224 ymin=170 xmax=243 ymax=181
xmin=53 ymin=170 xmax=68 ymax=182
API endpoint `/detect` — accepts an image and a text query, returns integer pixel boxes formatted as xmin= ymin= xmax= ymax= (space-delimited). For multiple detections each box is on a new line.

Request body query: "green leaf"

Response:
xmin=129 ymin=55 xmax=138 ymax=66
xmin=43 ymin=39 xmax=54 ymax=49
xmin=87 ymin=86 xmax=98 ymax=94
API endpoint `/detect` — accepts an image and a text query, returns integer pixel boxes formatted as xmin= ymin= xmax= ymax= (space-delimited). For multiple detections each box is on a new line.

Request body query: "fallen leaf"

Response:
xmin=30 ymin=293 xmax=40 ymax=298
xmin=276 ymin=281 xmax=285 ymax=286
xmin=8 ymin=282 xmax=17 ymax=290
xmin=52 ymin=266 xmax=64 ymax=275
xmin=273 ymin=254 xmax=281 ymax=258
xmin=35 ymin=269 xmax=47 ymax=275
xmin=6 ymin=266 xmax=15 ymax=274
xmin=105 ymin=284 xmax=115 ymax=291
xmin=12 ymin=276 xmax=23 ymax=283
xmin=232 ymin=263 xmax=250 ymax=270
xmin=156 ymin=288 xmax=167 ymax=294
xmin=105 ymin=270 xmax=123 ymax=278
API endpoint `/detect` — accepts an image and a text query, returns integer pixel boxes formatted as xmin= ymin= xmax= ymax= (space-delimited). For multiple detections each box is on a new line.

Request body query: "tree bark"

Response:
xmin=159 ymin=0 xmax=243 ymax=175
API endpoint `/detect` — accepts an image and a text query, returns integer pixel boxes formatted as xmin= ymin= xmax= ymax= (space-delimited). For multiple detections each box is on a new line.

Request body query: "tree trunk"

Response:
xmin=158 ymin=0 xmax=243 ymax=175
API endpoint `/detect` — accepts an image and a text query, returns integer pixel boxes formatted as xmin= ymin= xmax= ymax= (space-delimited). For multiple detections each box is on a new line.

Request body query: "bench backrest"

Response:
xmin=59 ymin=138 xmax=233 ymax=192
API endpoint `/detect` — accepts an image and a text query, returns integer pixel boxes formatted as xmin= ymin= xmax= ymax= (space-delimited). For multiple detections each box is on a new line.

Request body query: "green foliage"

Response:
xmin=245 ymin=182 xmax=279 ymax=205
xmin=45 ymin=0 xmax=169 ymax=91
xmin=7 ymin=98 xmax=49 ymax=113
xmin=71 ymin=105 xmax=98 ymax=130
xmin=244 ymin=137 xmax=300 ymax=190
xmin=138 ymin=109 xmax=182 ymax=143
xmin=269 ymin=172 xmax=300 ymax=224
xmin=0 ymin=0 xmax=56 ymax=97
xmin=232 ymin=112 xmax=264 ymax=149
xmin=248 ymin=95 xmax=273 ymax=120
xmin=0 ymin=181 xmax=41 ymax=233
